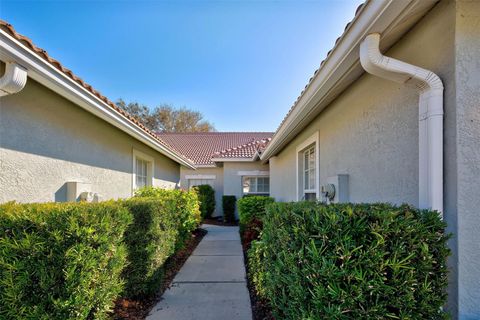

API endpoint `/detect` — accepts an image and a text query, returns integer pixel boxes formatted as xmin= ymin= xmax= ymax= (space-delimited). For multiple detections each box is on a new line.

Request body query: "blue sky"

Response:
xmin=1 ymin=0 xmax=362 ymax=132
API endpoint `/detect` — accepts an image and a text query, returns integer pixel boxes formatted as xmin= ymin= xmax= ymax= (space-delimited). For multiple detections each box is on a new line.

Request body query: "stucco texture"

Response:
xmin=272 ymin=1 xmax=455 ymax=205
xmin=223 ymin=161 xmax=270 ymax=218
xmin=180 ymin=161 xmax=269 ymax=218
xmin=0 ymin=77 xmax=180 ymax=203
xmin=180 ymin=166 xmax=224 ymax=217
xmin=454 ymin=1 xmax=480 ymax=318
xmin=269 ymin=1 xmax=480 ymax=318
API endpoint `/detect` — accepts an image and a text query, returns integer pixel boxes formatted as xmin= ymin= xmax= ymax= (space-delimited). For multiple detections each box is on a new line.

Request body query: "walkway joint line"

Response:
xmin=146 ymin=224 xmax=252 ymax=320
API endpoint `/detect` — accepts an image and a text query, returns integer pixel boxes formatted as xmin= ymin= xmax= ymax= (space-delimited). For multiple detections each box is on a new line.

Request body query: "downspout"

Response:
xmin=0 ymin=62 xmax=27 ymax=96
xmin=359 ymin=33 xmax=444 ymax=214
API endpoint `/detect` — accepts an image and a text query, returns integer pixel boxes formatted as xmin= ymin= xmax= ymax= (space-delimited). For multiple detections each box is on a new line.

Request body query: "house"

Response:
xmin=0 ymin=21 xmax=195 ymax=203
xmin=260 ymin=0 xmax=479 ymax=318
xmin=1 ymin=0 xmax=479 ymax=317
xmin=158 ymin=132 xmax=272 ymax=217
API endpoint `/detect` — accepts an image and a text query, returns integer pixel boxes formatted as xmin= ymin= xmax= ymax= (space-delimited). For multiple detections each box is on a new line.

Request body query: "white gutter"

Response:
xmin=260 ymin=0 xmax=438 ymax=162
xmin=0 ymin=62 xmax=27 ymax=96
xmin=0 ymin=29 xmax=196 ymax=170
xmin=360 ymin=33 xmax=443 ymax=213
xmin=211 ymin=158 xmax=255 ymax=163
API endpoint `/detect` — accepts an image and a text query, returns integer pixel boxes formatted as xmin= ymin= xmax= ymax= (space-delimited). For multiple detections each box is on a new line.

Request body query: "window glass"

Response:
xmin=251 ymin=177 xmax=258 ymax=193
xmin=309 ymin=168 xmax=315 ymax=190
xmin=304 ymin=170 xmax=309 ymax=190
xmin=257 ymin=177 xmax=270 ymax=193
xmin=135 ymin=158 xmax=148 ymax=189
xmin=303 ymin=145 xmax=316 ymax=193
xmin=243 ymin=176 xmax=269 ymax=194
xmin=242 ymin=177 xmax=251 ymax=193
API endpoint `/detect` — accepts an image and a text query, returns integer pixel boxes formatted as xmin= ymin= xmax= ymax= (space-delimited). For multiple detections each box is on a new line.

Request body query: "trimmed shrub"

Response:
xmin=134 ymin=187 xmax=201 ymax=246
xmin=222 ymin=195 xmax=236 ymax=222
xmin=249 ymin=202 xmax=451 ymax=319
xmin=237 ymin=196 xmax=274 ymax=234
xmin=192 ymin=184 xmax=216 ymax=219
xmin=124 ymin=187 xmax=201 ymax=297
xmin=0 ymin=201 xmax=131 ymax=320
xmin=121 ymin=197 xmax=178 ymax=298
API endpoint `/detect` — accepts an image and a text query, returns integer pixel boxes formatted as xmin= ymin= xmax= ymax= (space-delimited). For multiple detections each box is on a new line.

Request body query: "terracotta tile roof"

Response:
xmin=0 ymin=20 xmax=193 ymax=166
xmin=157 ymin=132 xmax=274 ymax=166
xmin=213 ymin=138 xmax=272 ymax=159
xmin=274 ymin=2 xmax=366 ymax=133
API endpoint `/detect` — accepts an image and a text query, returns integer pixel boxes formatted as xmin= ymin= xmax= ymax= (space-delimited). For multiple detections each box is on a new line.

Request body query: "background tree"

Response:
xmin=116 ymin=99 xmax=215 ymax=133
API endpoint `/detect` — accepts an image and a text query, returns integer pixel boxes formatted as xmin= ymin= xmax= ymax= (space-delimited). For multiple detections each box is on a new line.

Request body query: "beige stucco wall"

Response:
xmin=269 ymin=1 xmax=480 ymax=318
xmin=179 ymin=166 xmax=224 ymax=217
xmin=0 ymin=77 xmax=180 ymax=203
xmin=180 ymin=161 xmax=269 ymax=218
xmin=454 ymin=1 xmax=480 ymax=319
xmin=223 ymin=161 xmax=270 ymax=218
xmin=271 ymin=1 xmax=456 ymax=206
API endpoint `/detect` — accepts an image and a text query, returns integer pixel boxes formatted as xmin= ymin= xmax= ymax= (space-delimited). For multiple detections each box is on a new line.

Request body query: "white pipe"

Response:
xmin=359 ymin=33 xmax=444 ymax=214
xmin=0 ymin=62 xmax=27 ymax=96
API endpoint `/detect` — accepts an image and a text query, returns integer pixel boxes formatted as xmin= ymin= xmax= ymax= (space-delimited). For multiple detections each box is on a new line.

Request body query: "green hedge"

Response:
xmin=222 ymin=195 xmax=236 ymax=223
xmin=0 ymin=188 xmax=202 ymax=317
xmin=237 ymin=196 xmax=274 ymax=234
xmin=126 ymin=188 xmax=201 ymax=297
xmin=249 ymin=202 xmax=450 ymax=319
xmin=121 ymin=198 xmax=179 ymax=298
xmin=134 ymin=187 xmax=201 ymax=246
xmin=192 ymin=184 xmax=215 ymax=219
xmin=0 ymin=201 xmax=131 ymax=320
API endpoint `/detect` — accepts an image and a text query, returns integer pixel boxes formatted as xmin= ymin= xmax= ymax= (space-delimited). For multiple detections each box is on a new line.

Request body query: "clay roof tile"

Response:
xmin=157 ymin=132 xmax=273 ymax=166
xmin=0 ymin=19 xmax=193 ymax=166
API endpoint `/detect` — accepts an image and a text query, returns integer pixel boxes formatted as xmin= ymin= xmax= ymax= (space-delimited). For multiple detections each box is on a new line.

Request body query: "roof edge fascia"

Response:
xmin=260 ymin=0 xmax=438 ymax=161
xmin=211 ymin=157 xmax=256 ymax=163
xmin=0 ymin=29 xmax=196 ymax=170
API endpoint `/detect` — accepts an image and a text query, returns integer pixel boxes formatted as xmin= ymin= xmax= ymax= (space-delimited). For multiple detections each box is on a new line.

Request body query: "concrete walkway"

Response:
xmin=147 ymin=224 xmax=252 ymax=320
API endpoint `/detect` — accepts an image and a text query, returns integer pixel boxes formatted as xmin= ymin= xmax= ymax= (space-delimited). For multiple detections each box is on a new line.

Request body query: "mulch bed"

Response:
xmin=241 ymin=235 xmax=274 ymax=320
xmin=112 ymin=228 xmax=207 ymax=320
xmin=203 ymin=217 xmax=238 ymax=226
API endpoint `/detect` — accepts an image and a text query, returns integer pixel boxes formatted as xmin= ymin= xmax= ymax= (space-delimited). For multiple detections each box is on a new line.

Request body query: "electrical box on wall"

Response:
xmin=66 ymin=181 xmax=91 ymax=202
xmin=322 ymin=174 xmax=349 ymax=203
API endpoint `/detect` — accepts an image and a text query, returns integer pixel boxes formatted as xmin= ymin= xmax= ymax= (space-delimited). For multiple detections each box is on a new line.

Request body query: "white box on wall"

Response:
xmin=325 ymin=174 xmax=349 ymax=203
xmin=66 ymin=181 xmax=91 ymax=202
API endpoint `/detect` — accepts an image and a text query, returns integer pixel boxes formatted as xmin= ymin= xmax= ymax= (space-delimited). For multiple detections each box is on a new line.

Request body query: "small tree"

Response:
xmin=222 ymin=195 xmax=236 ymax=223
xmin=193 ymin=185 xmax=215 ymax=219
xmin=116 ymin=99 xmax=215 ymax=133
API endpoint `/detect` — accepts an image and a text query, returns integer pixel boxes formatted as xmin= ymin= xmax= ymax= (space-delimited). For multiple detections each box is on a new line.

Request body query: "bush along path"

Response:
xmin=238 ymin=196 xmax=275 ymax=320
xmin=0 ymin=187 xmax=203 ymax=320
xmin=247 ymin=202 xmax=451 ymax=319
xmin=113 ymin=228 xmax=207 ymax=320
xmin=147 ymin=224 xmax=252 ymax=320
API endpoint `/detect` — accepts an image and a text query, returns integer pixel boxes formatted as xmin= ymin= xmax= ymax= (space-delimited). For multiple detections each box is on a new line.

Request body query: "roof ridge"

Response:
xmin=0 ymin=19 xmax=194 ymax=166
xmin=214 ymin=137 xmax=272 ymax=156
xmin=158 ymin=133 xmax=273 ymax=165
xmin=157 ymin=131 xmax=274 ymax=135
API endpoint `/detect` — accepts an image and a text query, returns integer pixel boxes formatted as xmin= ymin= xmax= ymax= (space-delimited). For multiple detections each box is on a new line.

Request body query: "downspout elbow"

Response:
xmin=359 ymin=33 xmax=444 ymax=214
xmin=0 ymin=62 xmax=27 ymax=96
xmin=360 ymin=33 xmax=443 ymax=96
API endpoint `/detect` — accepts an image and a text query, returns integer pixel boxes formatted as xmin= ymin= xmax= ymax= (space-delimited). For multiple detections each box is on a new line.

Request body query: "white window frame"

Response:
xmin=236 ymin=170 xmax=269 ymax=176
xmin=296 ymin=131 xmax=319 ymax=200
xmin=184 ymin=174 xmax=216 ymax=189
xmin=188 ymin=178 xmax=215 ymax=189
xmin=242 ymin=176 xmax=270 ymax=195
xmin=185 ymin=174 xmax=216 ymax=180
xmin=132 ymin=149 xmax=154 ymax=193
xmin=303 ymin=146 xmax=316 ymax=193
